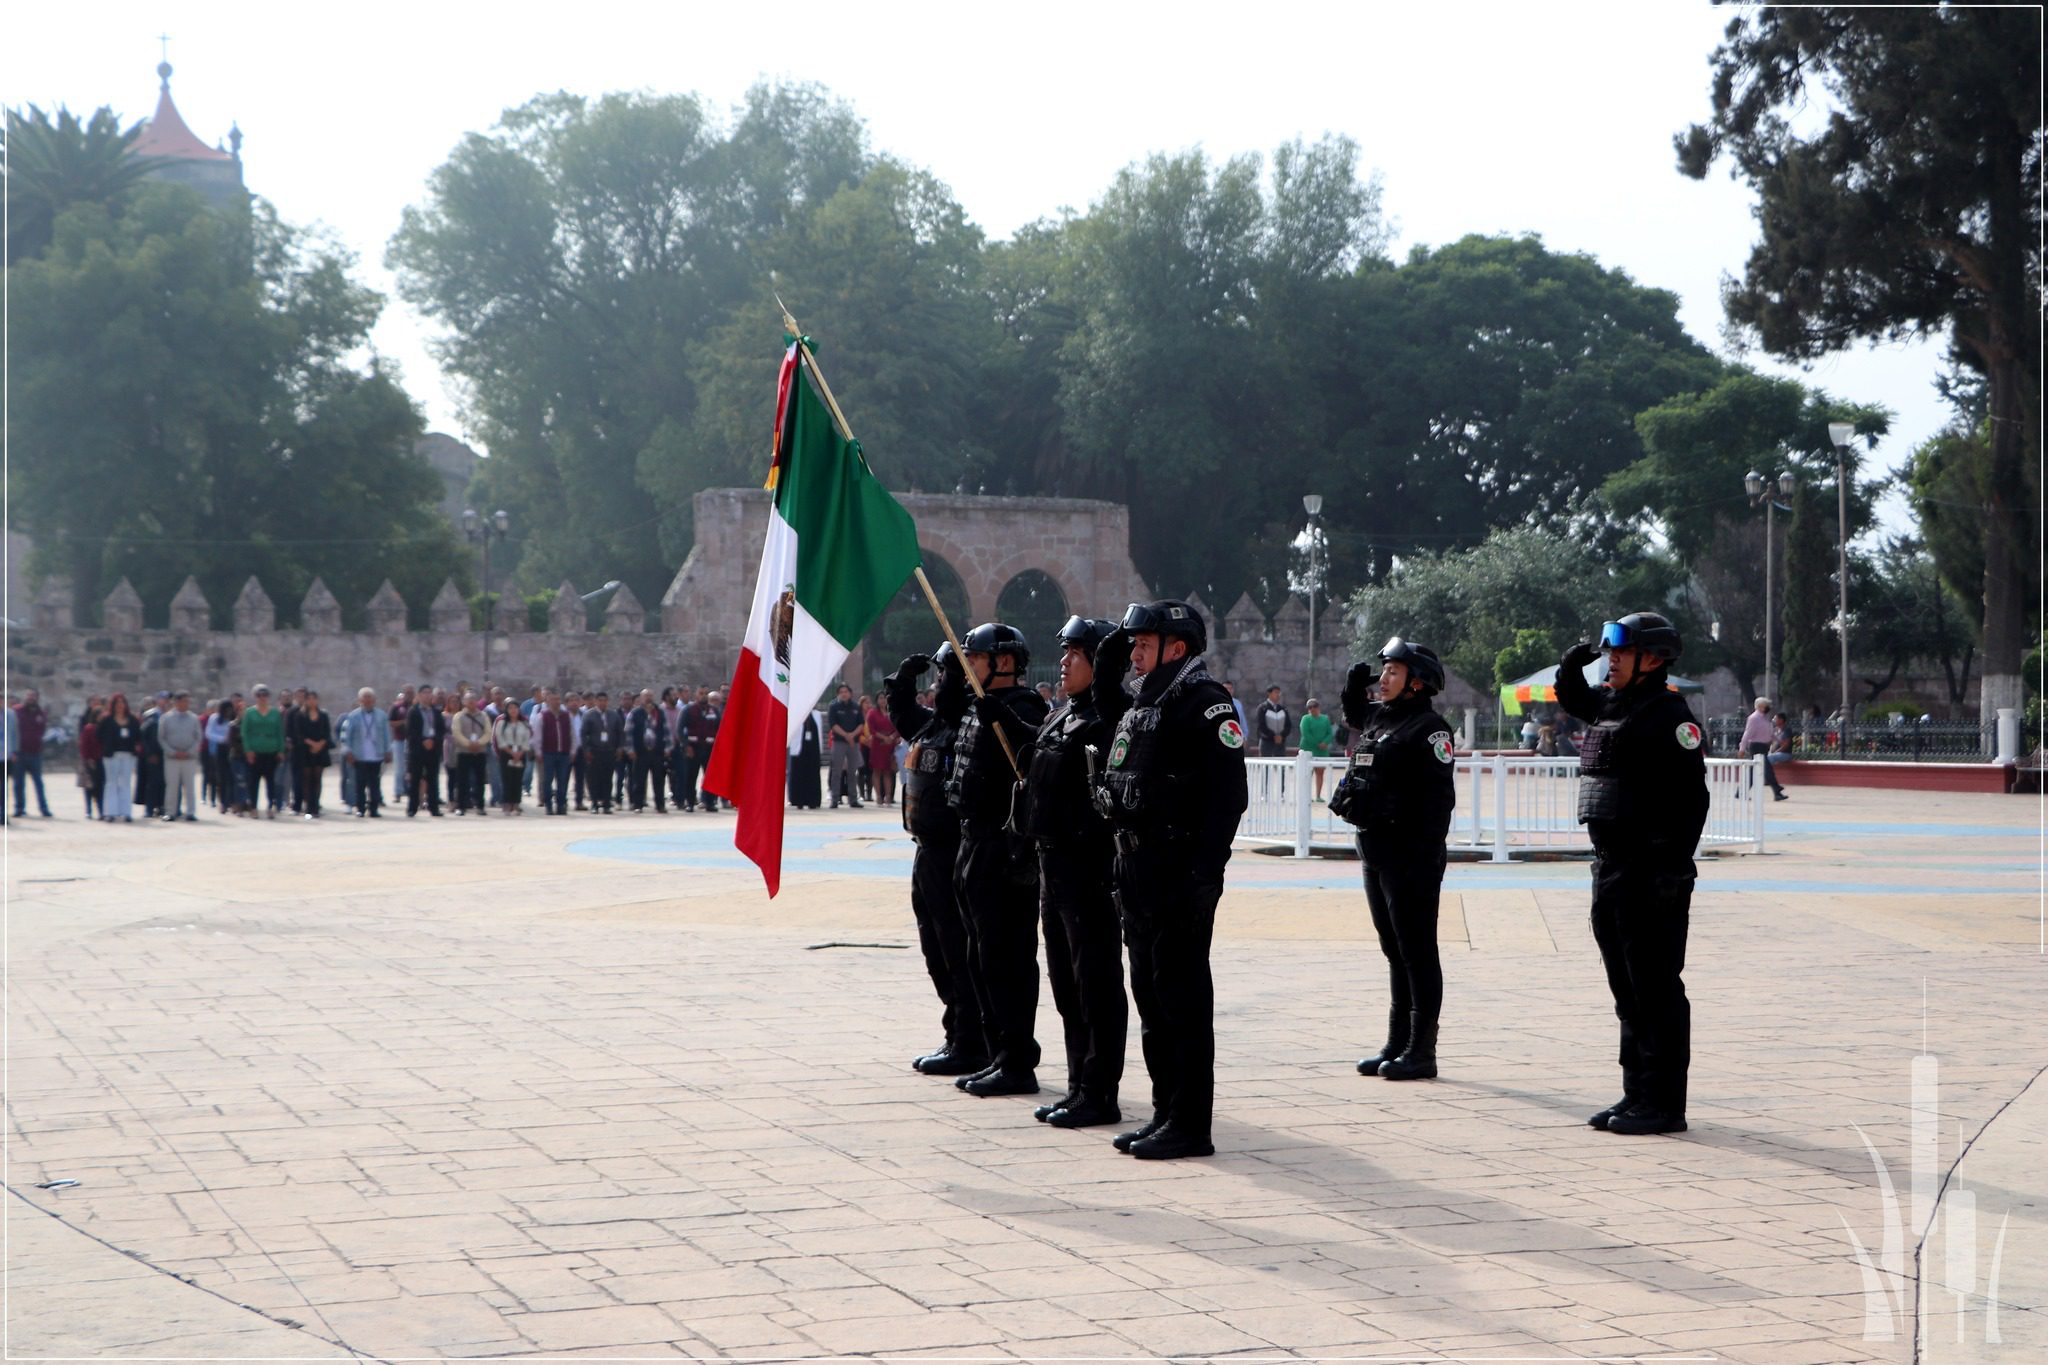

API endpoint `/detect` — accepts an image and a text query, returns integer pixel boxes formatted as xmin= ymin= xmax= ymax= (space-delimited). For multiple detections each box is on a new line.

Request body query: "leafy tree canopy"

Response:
xmin=10 ymin=183 xmax=465 ymax=625
xmin=1677 ymin=4 xmax=2041 ymax=703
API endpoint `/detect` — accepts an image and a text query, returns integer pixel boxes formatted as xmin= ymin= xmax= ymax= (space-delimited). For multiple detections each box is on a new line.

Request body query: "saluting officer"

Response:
xmin=1092 ymin=600 xmax=1248 ymax=1160
xmin=1016 ymin=616 xmax=1127 ymax=1129
xmin=945 ymin=623 xmax=1052 ymax=1098
xmin=1556 ymin=612 xmax=1709 ymax=1137
xmin=1335 ymin=638 xmax=1458 ymax=1081
xmin=882 ymin=643 xmax=987 ymax=1077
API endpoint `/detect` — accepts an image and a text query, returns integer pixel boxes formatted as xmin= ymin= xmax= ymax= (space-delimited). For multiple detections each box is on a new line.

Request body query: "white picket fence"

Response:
xmin=1239 ymin=752 xmax=1769 ymax=860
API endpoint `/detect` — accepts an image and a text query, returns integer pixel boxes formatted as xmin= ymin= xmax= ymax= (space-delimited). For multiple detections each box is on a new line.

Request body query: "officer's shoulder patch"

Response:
xmin=1428 ymin=730 xmax=1455 ymax=763
xmin=1217 ymin=718 xmax=1245 ymax=749
xmin=1203 ymin=702 xmax=1234 ymax=721
xmin=1675 ymin=721 xmax=1702 ymax=750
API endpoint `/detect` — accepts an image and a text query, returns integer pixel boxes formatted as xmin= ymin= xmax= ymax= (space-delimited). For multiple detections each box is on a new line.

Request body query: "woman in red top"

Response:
xmin=863 ymin=696 xmax=899 ymax=806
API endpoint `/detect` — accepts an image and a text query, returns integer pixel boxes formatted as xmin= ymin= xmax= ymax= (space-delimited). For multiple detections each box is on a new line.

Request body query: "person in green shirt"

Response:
xmin=1298 ymin=698 xmax=1335 ymax=801
xmin=239 ymin=684 xmax=286 ymax=817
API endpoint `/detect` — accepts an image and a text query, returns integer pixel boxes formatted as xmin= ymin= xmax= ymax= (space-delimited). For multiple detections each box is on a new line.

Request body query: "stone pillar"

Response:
xmin=168 ymin=577 xmax=212 ymax=633
xmin=605 ymin=582 xmax=646 ymax=634
xmin=300 ymin=578 xmax=342 ymax=633
xmin=1271 ymin=594 xmax=1309 ymax=644
xmin=429 ymin=580 xmax=471 ymax=634
xmin=234 ymin=577 xmax=276 ymax=633
xmin=492 ymin=579 xmax=528 ymax=635
xmin=548 ymin=582 xmax=585 ymax=634
xmin=364 ymin=580 xmax=408 ymax=634
xmin=102 ymin=578 xmax=144 ymax=632
xmin=32 ymin=577 xmax=75 ymax=630
xmin=1224 ymin=592 xmax=1266 ymax=644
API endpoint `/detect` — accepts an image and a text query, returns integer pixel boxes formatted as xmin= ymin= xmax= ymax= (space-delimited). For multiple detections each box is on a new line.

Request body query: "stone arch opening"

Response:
xmin=859 ymin=552 xmax=970 ymax=694
xmin=996 ymin=569 xmax=1069 ymax=691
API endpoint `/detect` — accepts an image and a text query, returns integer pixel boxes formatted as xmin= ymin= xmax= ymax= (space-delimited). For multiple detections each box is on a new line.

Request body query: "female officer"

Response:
xmin=1335 ymin=639 xmax=1457 ymax=1081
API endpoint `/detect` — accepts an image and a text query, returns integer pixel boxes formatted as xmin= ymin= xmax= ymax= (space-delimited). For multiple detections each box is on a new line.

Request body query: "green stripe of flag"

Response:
xmin=774 ymin=361 xmax=922 ymax=649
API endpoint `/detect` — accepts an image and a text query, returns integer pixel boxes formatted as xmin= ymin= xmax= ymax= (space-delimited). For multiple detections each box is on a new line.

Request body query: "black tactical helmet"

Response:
xmin=961 ymin=622 xmax=1029 ymax=672
xmin=1055 ymin=615 xmax=1118 ymax=655
xmin=1378 ymin=637 xmax=1446 ymax=696
xmin=1599 ymin=611 xmax=1683 ymax=662
xmin=1119 ymin=599 xmax=1208 ymax=656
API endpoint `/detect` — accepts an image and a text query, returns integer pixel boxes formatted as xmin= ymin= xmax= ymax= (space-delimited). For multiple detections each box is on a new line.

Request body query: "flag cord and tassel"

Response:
xmin=779 ymin=298 xmax=1022 ymax=781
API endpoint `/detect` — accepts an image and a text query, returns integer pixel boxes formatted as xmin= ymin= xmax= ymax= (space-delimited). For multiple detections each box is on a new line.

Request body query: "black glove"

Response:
xmin=1345 ymin=659 xmax=1377 ymax=695
xmin=900 ymin=653 xmax=933 ymax=678
xmin=1561 ymin=640 xmax=1600 ymax=673
xmin=939 ymin=650 xmax=966 ymax=684
xmin=1094 ymin=628 xmax=1134 ymax=683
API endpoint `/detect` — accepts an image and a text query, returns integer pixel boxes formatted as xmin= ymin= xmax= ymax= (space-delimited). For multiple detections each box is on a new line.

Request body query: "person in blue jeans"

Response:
xmin=536 ymin=691 xmax=574 ymax=815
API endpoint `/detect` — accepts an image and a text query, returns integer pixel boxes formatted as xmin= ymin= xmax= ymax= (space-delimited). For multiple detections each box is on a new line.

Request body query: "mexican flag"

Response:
xmin=704 ymin=340 xmax=921 ymax=895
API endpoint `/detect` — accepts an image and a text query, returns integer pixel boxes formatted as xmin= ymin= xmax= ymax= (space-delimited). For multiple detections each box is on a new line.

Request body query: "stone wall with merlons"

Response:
xmin=5 ymin=487 xmax=1455 ymax=728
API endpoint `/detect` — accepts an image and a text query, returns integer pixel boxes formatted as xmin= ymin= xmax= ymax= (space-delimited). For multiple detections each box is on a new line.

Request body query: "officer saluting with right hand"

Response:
xmin=1555 ymin=612 xmax=1709 ymax=1137
xmin=1334 ymin=638 xmax=1457 ymax=1082
xmin=1091 ymin=600 xmax=1248 ymax=1160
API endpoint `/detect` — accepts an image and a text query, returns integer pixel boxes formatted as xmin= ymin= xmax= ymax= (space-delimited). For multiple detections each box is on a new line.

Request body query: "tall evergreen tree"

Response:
xmin=1677 ymin=6 xmax=2041 ymax=716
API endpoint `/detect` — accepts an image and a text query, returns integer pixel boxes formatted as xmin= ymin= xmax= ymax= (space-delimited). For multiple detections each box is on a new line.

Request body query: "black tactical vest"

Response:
xmin=901 ymin=718 xmax=957 ymax=840
xmin=946 ymin=688 xmax=1037 ymax=824
xmin=1576 ymin=717 xmax=1627 ymax=823
xmin=1019 ymin=703 xmax=1098 ymax=843
xmin=1096 ymin=661 xmax=1206 ymax=825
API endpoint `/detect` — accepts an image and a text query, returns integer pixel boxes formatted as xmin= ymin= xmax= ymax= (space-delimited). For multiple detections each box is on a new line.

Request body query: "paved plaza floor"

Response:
xmin=5 ymin=785 xmax=2043 ymax=1361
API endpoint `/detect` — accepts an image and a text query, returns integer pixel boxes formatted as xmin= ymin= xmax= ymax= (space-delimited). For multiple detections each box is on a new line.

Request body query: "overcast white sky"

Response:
xmin=9 ymin=1 xmax=1951 ymax=530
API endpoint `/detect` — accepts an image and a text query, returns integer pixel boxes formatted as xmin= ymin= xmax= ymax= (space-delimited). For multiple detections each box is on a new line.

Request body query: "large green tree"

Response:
xmin=10 ymin=183 xmax=464 ymax=624
xmin=1051 ymin=138 xmax=1387 ymax=603
xmin=666 ymin=157 xmax=1001 ymax=546
xmin=1347 ymin=527 xmax=1690 ymax=694
xmin=1678 ymin=5 xmax=2041 ymax=716
xmin=1606 ymin=370 xmax=1886 ymax=701
xmin=1315 ymin=234 xmax=1723 ymax=589
xmin=388 ymin=84 xmax=872 ymax=606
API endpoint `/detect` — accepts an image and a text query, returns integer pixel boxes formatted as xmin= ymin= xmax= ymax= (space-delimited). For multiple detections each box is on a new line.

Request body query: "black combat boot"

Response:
xmin=962 ymin=1068 xmax=1039 ymax=1098
xmin=1378 ymin=1014 xmax=1438 ymax=1081
xmin=1587 ymin=1097 xmax=1634 ymax=1130
xmin=1033 ymin=1092 xmax=1076 ymax=1122
xmin=1606 ymin=1104 xmax=1687 ymax=1135
xmin=916 ymin=1048 xmax=988 ymax=1077
xmin=1356 ymin=1006 xmax=1410 ymax=1075
xmin=1129 ymin=1122 xmax=1214 ymax=1160
xmin=1046 ymin=1096 xmax=1121 ymax=1128
xmin=1112 ymin=1117 xmax=1164 ymax=1152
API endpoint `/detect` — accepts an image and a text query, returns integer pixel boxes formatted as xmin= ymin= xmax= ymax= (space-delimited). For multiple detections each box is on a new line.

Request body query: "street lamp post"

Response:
xmin=1827 ymin=423 xmax=1856 ymax=733
xmin=1744 ymin=468 xmax=1797 ymax=702
xmin=463 ymin=508 xmax=511 ymax=687
xmin=1302 ymin=494 xmax=1324 ymax=701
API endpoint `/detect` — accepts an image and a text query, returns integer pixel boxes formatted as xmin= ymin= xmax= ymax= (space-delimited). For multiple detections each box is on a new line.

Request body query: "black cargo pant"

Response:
xmin=1589 ymin=847 xmax=1694 ymax=1115
xmin=911 ymin=825 xmax=982 ymax=1058
xmin=585 ymin=751 xmax=615 ymax=811
xmin=1040 ymin=839 xmax=1127 ymax=1107
xmin=954 ymin=821 xmax=1041 ymax=1075
xmin=631 ymin=752 xmax=666 ymax=811
xmin=1359 ymin=839 xmax=1447 ymax=1052
xmin=1114 ymin=841 xmax=1223 ymax=1140
xmin=407 ymin=747 xmax=441 ymax=814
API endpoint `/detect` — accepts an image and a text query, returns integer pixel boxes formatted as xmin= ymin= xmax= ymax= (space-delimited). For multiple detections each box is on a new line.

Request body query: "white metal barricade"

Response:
xmin=1238 ymin=752 xmax=1767 ymax=859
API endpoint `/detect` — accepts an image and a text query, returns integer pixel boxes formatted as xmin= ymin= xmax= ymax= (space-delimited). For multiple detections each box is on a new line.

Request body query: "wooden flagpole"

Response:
xmin=776 ymin=299 xmax=1021 ymax=778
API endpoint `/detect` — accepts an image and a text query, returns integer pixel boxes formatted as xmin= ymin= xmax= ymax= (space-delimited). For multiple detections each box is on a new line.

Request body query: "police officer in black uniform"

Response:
xmin=1016 ymin=616 xmax=1127 ymax=1129
xmin=1092 ymin=600 xmax=1248 ymax=1159
xmin=1335 ymin=638 xmax=1458 ymax=1081
xmin=945 ymin=623 xmax=1052 ymax=1098
xmin=1555 ymin=611 xmax=1709 ymax=1137
xmin=882 ymin=643 xmax=987 ymax=1077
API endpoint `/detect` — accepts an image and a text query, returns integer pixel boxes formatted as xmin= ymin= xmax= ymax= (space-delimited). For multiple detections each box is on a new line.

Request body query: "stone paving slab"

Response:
xmin=3 ymin=786 xmax=2043 ymax=1360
